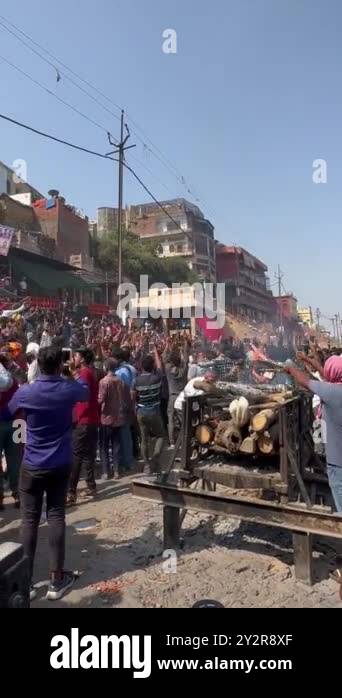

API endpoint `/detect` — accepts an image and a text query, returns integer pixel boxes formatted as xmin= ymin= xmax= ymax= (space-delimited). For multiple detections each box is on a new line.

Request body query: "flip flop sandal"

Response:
xmin=329 ymin=569 xmax=342 ymax=600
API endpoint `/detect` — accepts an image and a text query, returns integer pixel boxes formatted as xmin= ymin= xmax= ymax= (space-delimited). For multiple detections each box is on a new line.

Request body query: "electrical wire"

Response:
xmin=0 ymin=19 xmax=179 ymax=197
xmin=0 ymin=13 xmax=219 ymax=218
xmin=128 ymin=152 xmax=179 ymax=198
xmin=0 ymin=111 xmax=187 ymax=235
xmin=0 ymin=53 xmax=110 ymax=134
xmin=0 ymin=112 xmax=118 ymax=160
xmin=0 ymin=17 xmax=121 ymax=125
xmin=0 ymin=13 xmax=123 ymax=113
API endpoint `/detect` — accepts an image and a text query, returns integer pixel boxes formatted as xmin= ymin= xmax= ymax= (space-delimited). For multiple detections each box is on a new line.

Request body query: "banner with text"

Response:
xmin=0 ymin=225 xmax=15 ymax=256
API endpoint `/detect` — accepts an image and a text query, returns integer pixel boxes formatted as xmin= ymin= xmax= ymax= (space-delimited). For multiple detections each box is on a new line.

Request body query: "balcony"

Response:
xmin=160 ymin=247 xmax=192 ymax=258
xmin=239 ymin=274 xmax=270 ymax=295
xmin=11 ymin=228 xmax=59 ymax=260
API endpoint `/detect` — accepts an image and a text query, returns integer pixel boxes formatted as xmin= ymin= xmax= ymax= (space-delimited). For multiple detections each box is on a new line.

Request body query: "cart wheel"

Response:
xmin=192 ymin=599 xmax=224 ymax=608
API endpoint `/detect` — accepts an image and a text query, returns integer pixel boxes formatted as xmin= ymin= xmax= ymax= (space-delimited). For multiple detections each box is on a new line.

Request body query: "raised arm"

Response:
xmin=153 ymin=345 xmax=162 ymax=372
xmin=285 ymin=364 xmax=311 ymax=389
xmin=296 ymin=351 xmax=324 ymax=378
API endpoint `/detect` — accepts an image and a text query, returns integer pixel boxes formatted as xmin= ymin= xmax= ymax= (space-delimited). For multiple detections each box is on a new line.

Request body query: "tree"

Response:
xmin=94 ymin=230 xmax=197 ymax=286
xmin=160 ymin=256 xmax=198 ymax=285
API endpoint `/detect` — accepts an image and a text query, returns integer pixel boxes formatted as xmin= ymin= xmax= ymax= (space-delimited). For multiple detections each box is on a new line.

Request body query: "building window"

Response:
xmin=177 ymin=244 xmax=183 ymax=253
xmin=169 ymin=244 xmax=175 ymax=253
xmin=195 ymin=236 xmax=208 ymax=256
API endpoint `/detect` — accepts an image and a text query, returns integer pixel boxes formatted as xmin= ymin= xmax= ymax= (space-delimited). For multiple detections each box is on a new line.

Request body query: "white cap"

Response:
xmin=27 ymin=342 xmax=40 ymax=356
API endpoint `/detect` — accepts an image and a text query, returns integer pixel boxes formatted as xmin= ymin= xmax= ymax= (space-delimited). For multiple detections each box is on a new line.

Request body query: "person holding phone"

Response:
xmin=0 ymin=347 xmax=89 ymax=601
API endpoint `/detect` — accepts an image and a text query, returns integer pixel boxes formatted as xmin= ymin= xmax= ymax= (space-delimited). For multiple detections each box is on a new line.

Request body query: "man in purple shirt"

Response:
xmin=1 ymin=346 xmax=89 ymax=602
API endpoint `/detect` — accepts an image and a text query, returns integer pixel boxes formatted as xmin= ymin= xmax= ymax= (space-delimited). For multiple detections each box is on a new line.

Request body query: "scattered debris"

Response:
xmin=73 ymin=518 xmax=99 ymax=532
xmin=91 ymin=578 xmax=131 ymax=596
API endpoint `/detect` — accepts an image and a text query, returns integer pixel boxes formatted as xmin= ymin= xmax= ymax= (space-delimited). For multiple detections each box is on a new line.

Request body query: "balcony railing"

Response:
xmin=11 ymin=228 xmax=59 ymax=260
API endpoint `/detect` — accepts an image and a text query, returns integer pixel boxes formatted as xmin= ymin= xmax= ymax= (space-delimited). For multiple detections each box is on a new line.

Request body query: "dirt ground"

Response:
xmin=1 ymin=473 xmax=341 ymax=608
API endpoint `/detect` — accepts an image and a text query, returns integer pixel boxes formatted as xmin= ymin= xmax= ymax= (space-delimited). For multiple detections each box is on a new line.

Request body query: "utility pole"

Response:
xmin=277 ymin=264 xmax=282 ymax=298
xmin=117 ymin=110 xmax=124 ymax=288
xmin=335 ymin=313 xmax=341 ymax=345
xmin=275 ymin=265 xmax=284 ymax=341
xmin=331 ymin=317 xmax=336 ymax=341
xmin=107 ymin=111 xmax=135 ymax=288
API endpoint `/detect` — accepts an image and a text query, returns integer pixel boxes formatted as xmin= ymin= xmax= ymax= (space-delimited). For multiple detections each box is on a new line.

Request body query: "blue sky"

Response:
xmin=0 ymin=1 xmax=341 ymax=323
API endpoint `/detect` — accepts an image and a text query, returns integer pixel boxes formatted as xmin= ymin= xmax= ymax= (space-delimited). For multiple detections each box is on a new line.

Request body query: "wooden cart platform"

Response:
xmin=132 ymin=477 xmax=342 ymax=585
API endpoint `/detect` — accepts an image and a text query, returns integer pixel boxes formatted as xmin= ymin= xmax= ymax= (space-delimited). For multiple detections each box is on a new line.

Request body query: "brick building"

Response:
xmin=274 ymin=294 xmax=298 ymax=321
xmin=216 ymin=244 xmax=275 ymax=322
xmin=0 ymin=189 xmax=110 ymax=303
xmin=34 ymin=194 xmax=91 ymax=267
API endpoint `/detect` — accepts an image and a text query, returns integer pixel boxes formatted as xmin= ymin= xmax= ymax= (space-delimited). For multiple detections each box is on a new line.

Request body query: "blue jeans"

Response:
xmin=327 ymin=464 xmax=342 ymax=513
xmin=119 ymin=424 xmax=133 ymax=470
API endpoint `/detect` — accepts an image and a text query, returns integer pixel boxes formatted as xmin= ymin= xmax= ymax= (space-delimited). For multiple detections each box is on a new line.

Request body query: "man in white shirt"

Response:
xmin=175 ymin=370 xmax=221 ymax=412
xmin=26 ymin=342 xmax=41 ymax=384
xmin=40 ymin=325 xmax=52 ymax=349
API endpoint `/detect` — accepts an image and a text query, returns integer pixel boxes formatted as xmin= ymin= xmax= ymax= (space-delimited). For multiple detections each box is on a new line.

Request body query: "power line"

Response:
xmin=0 ymin=53 xmax=110 ymax=134
xmin=0 ymin=111 xmax=187 ymax=235
xmin=128 ymin=152 xmax=179 ymax=198
xmin=0 ymin=13 xmax=219 ymax=220
xmin=0 ymin=21 xmax=177 ymax=200
xmin=0 ymin=13 xmax=123 ymax=113
xmin=0 ymin=18 xmax=177 ymax=199
xmin=0 ymin=112 xmax=118 ymax=161
xmin=0 ymin=17 xmax=121 ymax=125
xmin=0 ymin=23 xmax=200 ymax=206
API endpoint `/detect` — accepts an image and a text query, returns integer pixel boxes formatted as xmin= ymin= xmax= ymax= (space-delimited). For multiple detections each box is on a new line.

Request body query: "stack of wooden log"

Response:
xmin=195 ymin=386 xmax=294 ymax=459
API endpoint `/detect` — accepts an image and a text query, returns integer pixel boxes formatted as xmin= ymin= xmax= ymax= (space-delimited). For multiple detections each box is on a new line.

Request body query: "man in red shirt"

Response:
xmin=0 ymin=355 xmax=21 ymax=509
xmin=68 ymin=348 xmax=99 ymax=505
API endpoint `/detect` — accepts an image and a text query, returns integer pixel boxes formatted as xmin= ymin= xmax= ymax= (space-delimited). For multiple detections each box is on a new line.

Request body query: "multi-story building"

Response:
xmin=216 ymin=244 xmax=275 ymax=322
xmin=0 ymin=180 xmax=113 ymax=303
xmin=274 ymin=294 xmax=298 ymax=321
xmin=297 ymin=306 xmax=314 ymax=327
xmin=96 ymin=207 xmax=119 ymax=239
xmin=33 ymin=191 xmax=92 ymax=267
xmin=274 ymin=294 xmax=302 ymax=346
xmin=94 ymin=200 xmax=216 ymax=281
xmin=128 ymin=199 xmax=216 ymax=281
xmin=88 ymin=219 xmax=97 ymax=239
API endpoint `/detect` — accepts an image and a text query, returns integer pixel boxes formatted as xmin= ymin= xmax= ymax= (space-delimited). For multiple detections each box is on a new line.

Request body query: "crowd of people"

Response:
xmin=0 ymin=301 xmax=341 ymax=600
xmin=0 ymin=304 xmax=242 ymax=601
